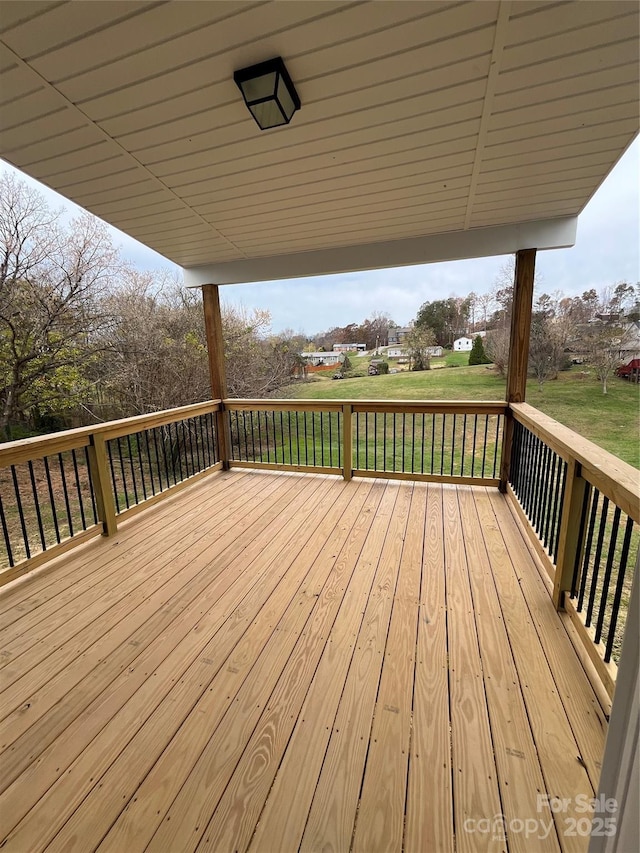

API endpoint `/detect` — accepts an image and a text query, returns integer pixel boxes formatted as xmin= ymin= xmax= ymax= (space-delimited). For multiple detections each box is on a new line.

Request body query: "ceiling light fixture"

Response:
xmin=233 ymin=57 xmax=301 ymax=130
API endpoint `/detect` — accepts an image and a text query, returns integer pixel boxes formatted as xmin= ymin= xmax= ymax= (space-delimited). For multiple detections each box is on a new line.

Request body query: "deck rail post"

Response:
xmin=202 ymin=284 xmax=230 ymax=469
xmin=552 ymin=457 xmax=587 ymax=609
xmin=342 ymin=403 xmax=353 ymax=481
xmin=499 ymin=248 xmax=537 ymax=491
xmin=87 ymin=433 xmax=118 ymax=536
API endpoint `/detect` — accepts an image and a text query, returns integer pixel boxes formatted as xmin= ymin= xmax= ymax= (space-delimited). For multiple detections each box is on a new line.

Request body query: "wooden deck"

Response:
xmin=0 ymin=469 xmax=607 ymax=853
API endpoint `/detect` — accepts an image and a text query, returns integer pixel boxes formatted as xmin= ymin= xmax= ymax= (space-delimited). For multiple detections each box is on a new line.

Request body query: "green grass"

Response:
xmin=284 ymin=366 xmax=640 ymax=468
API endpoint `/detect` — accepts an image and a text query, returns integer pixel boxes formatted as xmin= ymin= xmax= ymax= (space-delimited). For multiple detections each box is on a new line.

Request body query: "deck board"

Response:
xmin=0 ymin=470 xmax=605 ymax=853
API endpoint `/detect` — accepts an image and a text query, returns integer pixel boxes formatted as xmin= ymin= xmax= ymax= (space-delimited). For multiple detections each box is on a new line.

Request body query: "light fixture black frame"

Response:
xmin=233 ymin=56 xmax=301 ymax=130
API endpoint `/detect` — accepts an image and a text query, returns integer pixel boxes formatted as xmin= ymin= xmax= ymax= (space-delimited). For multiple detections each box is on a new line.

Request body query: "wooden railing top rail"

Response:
xmin=511 ymin=402 xmax=640 ymax=524
xmin=0 ymin=400 xmax=222 ymax=466
xmin=224 ymin=398 xmax=507 ymax=414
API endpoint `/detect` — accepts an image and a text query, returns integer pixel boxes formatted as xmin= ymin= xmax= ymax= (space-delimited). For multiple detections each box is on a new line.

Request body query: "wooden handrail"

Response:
xmin=224 ymin=398 xmax=507 ymax=415
xmin=0 ymin=400 xmax=223 ymax=466
xmin=510 ymin=402 xmax=639 ymax=524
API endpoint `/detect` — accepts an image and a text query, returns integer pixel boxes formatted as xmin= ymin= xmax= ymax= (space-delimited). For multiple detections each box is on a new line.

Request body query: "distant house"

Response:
xmin=619 ymin=321 xmax=640 ymax=361
xmin=301 ymin=351 xmax=344 ymax=368
xmin=332 ymin=343 xmax=366 ymax=352
xmin=388 ymin=326 xmax=410 ymax=345
xmin=427 ymin=345 xmax=444 ymax=357
xmin=453 ymin=337 xmax=474 ymax=352
xmin=387 ymin=347 xmax=405 ymax=358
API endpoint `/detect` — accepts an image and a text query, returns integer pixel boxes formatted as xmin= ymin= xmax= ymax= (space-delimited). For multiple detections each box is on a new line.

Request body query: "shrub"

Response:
xmin=469 ymin=335 xmax=492 ymax=366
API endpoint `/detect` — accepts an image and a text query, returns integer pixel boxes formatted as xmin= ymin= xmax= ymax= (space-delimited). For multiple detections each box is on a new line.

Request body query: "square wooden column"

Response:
xmin=499 ymin=248 xmax=536 ymax=491
xmin=202 ymin=284 xmax=230 ymax=468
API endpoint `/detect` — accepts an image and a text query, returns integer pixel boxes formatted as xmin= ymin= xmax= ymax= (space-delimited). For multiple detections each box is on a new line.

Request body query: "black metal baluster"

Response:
xmin=144 ymin=431 xmax=156 ymax=495
xmin=0 ymin=493 xmax=14 ymax=567
xmin=585 ymin=496 xmax=609 ymax=626
xmin=411 ymin=413 xmax=416 ymax=474
xmin=280 ymin=409 xmax=288 ymax=465
xmin=393 ymin=413 xmax=397 ymax=473
xmin=595 ymin=506 xmax=621 ymax=644
xmin=303 ymin=410 xmax=308 ymax=465
xmin=176 ymin=422 xmax=186 ymax=481
xmin=58 ymin=453 xmax=74 ymax=537
xmin=402 ymin=413 xmax=406 ymax=472
xmin=374 ymin=412 xmax=377 ymax=472
xmin=71 ymin=450 xmax=87 ymax=529
xmin=311 ymin=411 xmax=316 ymax=466
xmin=271 ymin=411 xmax=277 ymax=463
xmin=431 ymin=413 xmax=435 ymax=474
xmin=327 ymin=410 xmax=331 ymax=467
xmin=320 ymin=412 xmax=325 ymax=466
xmin=481 ymin=415 xmax=489 ymax=478
xmin=471 ymin=415 xmax=478 ymax=478
xmin=571 ymin=483 xmax=592 ymax=598
xmin=162 ymin=425 xmax=174 ymax=487
xmin=295 ymin=411 xmax=301 ymax=465
xmin=42 ymin=456 xmax=60 ymax=542
xmin=126 ymin=434 xmax=140 ymax=502
xmin=107 ymin=441 xmax=121 ymax=512
xmin=11 ymin=465 xmax=30 ymax=559
xmin=337 ymin=411 xmax=341 ymax=468
xmin=241 ymin=411 xmax=247 ymax=461
xmin=552 ymin=461 xmax=567 ymax=563
xmin=605 ymin=517 xmax=634 ymax=662
xmin=450 ymin=414 xmax=456 ymax=477
xmin=461 ymin=414 xmax=467 ymax=477
xmin=28 ymin=461 xmax=46 ymax=550
xmin=136 ymin=434 xmax=148 ymax=501
xmin=152 ymin=428 xmax=163 ymax=491
xmin=384 ymin=413 xmax=388 ymax=472
xmin=420 ymin=413 xmax=425 ymax=475
xmin=492 ymin=416 xmax=501 ymax=480
xmin=355 ymin=412 xmax=360 ymax=470
xmin=365 ymin=412 xmax=369 ymax=470
xmin=440 ymin=414 xmax=445 ymax=476
xmin=84 ymin=446 xmax=98 ymax=523
xmin=117 ymin=437 xmax=129 ymax=508
xmin=547 ymin=455 xmax=562 ymax=557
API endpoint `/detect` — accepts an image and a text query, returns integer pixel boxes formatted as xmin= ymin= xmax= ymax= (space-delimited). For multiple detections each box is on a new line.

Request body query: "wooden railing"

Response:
xmin=1 ymin=395 xmax=636 ymax=699
xmin=0 ymin=401 xmax=222 ymax=584
xmin=224 ymin=400 xmax=506 ymax=486
xmin=507 ymin=403 xmax=639 ymax=695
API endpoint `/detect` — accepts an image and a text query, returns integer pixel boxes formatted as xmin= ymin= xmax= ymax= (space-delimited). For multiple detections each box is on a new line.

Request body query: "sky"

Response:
xmin=1 ymin=136 xmax=638 ymax=335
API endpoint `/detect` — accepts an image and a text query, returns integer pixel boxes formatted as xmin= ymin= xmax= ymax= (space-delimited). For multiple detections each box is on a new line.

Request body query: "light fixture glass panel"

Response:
xmin=241 ymin=71 xmax=277 ymax=103
xmin=251 ymin=100 xmax=286 ymax=129
xmin=276 ymin=75 xmax=296 ymax=121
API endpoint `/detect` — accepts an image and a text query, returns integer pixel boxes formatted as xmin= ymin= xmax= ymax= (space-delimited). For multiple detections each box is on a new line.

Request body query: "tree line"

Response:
xmin=0 ymin=175 xmax=305 ymax=439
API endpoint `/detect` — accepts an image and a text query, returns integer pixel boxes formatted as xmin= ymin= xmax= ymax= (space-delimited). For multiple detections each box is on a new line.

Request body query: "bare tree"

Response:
xmin=0 ymin=175 xmax=120 ymax=437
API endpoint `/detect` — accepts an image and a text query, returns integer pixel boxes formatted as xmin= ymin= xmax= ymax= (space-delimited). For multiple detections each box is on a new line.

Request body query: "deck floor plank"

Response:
xmin=459 ymin=487 xmax=562 ymax=853
xmin=443 ymin=486 xmax=505 ymax=853
xmin=0 ymin=471 xmax=607 ymax=853
xmin=405 ymin=484 xmax=455 ymax=853
xmin=299 ymin=482 xmax=412 ymax=853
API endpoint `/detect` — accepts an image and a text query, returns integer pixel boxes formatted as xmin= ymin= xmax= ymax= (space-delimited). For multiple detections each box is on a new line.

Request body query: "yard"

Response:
xmin=284 ymin=365 xmax=640 ymax=468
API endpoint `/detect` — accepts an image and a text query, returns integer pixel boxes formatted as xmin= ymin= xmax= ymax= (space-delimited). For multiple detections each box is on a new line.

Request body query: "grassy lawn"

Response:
xmin=284 ymin=366 xmax=640 ymax=468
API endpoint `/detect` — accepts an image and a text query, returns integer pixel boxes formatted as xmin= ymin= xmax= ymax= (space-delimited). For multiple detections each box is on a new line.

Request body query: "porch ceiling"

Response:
xmin=0 ymin=0 xmax=638 ymax=282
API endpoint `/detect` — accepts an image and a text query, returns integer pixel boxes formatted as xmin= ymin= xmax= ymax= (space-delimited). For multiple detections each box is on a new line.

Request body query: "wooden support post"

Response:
xmin=499 ymin=248 xmax=536 ymax=491
xmin=342 ymin=404 xmax=353 ymax=481
xmin=202 ymin=284 xmax=230 ymax=468
xmin=87 ymin=433 xmax=117 ymax=536
xmin=552 ymin=457 xmax=588 ymax=609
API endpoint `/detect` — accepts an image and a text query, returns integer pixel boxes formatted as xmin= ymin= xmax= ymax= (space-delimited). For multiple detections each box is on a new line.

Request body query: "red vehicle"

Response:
xmin=616 ymin=358 xmax=640 ymax=380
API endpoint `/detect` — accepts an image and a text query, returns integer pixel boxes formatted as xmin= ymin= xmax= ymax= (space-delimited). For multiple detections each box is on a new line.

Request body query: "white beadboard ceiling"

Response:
xmin=0 ymin=0 xmax=638 ymax=282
